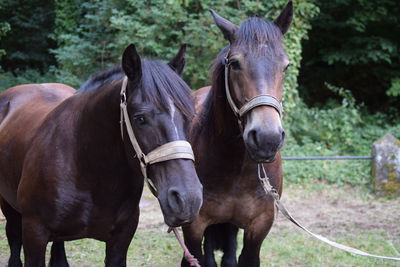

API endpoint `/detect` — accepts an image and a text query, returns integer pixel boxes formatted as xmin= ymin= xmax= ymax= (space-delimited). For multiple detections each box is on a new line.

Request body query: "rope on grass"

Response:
xmin=169 ymin=227 xmax=201 ymax=267
xmin=258 ymin=163 xmax=400 ymax=262
xmin=282 ymin=156 xmax=372 ymax=160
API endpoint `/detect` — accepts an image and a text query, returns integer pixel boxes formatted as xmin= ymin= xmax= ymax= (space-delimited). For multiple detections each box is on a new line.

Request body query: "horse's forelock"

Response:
xmin=235 ymin=17 xmax=283 ymax=52
xmin=76 ymin=59 xmax=194 ymax=121
xmin=139 ymin=60 xmax=194 ymax=120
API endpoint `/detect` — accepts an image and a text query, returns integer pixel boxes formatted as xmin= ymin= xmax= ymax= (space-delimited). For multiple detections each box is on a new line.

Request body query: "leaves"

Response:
xmin=387 ymin=78 xmax=400 ymax=97
xmin=47 ymin=0 xmax=319 ymax=108
xmin=299 ymin=0 xmax=400 ymax=114
xmin=0 ymin=0 xmax=56 ymax=71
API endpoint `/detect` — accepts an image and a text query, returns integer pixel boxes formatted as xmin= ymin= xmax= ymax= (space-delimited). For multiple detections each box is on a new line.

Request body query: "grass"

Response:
xmin=64 ymin=231 xmax=183 ymax=266
xmin=1 ymin=183 xmax=399 ymax=266
xmin=261 ymin=228 xmax=400 ymax=267
xmin=1 ymin=226 xmax=399 ymax=266
xmin=0 ymin=229 xmax=183 ymax=266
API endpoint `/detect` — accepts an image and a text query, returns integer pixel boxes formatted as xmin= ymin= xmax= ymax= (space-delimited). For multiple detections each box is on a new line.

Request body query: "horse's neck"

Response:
xmin=193 ymin=82 xmax=247 ymax=176
xmin=76 ymin=83 xmax=129 ymax=172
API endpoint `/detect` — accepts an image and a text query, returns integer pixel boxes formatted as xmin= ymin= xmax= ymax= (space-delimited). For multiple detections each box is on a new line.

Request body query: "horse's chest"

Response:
xmin=202 ymin=176 xmax=271 ymax=227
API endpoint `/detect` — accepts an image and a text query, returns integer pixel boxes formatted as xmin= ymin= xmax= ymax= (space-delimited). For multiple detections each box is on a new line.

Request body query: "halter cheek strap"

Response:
xmin=120 ymin=76 xmax=195 ymax=197
xmin=223 ymin=54 xmax=284 ymax=126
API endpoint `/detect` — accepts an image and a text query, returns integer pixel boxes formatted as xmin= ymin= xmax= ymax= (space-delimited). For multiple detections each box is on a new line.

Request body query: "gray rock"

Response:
xmin=371 ymin=133 xmax=400 ymax=196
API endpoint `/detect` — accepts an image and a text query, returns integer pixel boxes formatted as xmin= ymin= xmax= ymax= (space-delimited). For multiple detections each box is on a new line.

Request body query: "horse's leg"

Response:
xmin=1 ymin=199 xmax=23 ymax=267
xmin=105 ymin=207 xmax=139 ymax=267
xmin=237 ymin=214 xmax=274 ymax=267
xmin=203 ymin=223 xmax=239 ymax=267
xmin=21 ymin=217 xmax=49 ymax=267
xmin=220 ymin=223 xmax=239 ymax=267
xmin=203 ymin=226 xmax=217 ymax=267
xmin=181 ymin=219 xmax=208 ymax=267
xmin=49 ymin=241 xmax=69 ymax=267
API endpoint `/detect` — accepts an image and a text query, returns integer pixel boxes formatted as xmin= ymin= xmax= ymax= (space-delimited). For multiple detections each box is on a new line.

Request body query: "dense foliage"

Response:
xmin=284 ymin=0 xmax=400 ymax=187
xmin=298 ymin=0 xmax=400 ymax=114
xmin=0 ymin=0 xmax=56 ymax=72
xmin=0 ymin=22 xmax=10 ymax=64
xmin=0 ymin=0 xmax=399 ymax=187
xmin=1 ymin=0 xmax=318 ymax=115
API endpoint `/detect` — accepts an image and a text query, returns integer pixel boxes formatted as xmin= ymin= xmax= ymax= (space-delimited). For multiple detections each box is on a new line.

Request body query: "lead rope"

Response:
xmin=168 ymin=227 xmax=201 ymax=266
xmin=258 ymin=163 xmax=400 ymax=261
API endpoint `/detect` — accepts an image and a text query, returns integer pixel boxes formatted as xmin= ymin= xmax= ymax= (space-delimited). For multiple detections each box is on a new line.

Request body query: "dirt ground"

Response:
xmin=1 ymin=183 xmax=399 ymax=262
xmin=138 ymin=184 xmax=400 ymax=239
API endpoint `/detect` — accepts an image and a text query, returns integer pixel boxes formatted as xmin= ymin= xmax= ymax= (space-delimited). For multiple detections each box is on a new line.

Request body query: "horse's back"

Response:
xmin=0 ymin=83 xmax=74 ymax=124
xmin=193 ymin=86 xmax=211 ymax=114
xmin=0 ymin=83 xmax=74 ymax=209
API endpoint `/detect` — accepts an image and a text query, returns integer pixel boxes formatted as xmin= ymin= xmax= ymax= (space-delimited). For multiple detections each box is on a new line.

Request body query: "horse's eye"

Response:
xmin=230 ymin=60 xmax=241 ymax=70
xmin=283 ymin=63 xmax=290 ymax=72
xmin=134 ymin=116 xmax=146 ymax=125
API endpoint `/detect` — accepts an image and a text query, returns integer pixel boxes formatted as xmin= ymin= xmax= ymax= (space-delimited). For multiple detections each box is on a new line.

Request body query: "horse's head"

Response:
xmin=121 ymin=44 xmax=202 ymax=227
xmin=211 ymin=2 xmax=293 ymax=162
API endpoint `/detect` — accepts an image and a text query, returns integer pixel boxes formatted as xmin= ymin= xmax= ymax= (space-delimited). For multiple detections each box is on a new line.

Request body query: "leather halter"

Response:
xmin=119 ymin=76 xmax=195 ymax=197
xmin=223 ymin=52 xmax=283 ymax=129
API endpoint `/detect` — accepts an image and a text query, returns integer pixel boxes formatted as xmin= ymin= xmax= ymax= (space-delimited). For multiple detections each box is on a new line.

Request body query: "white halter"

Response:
xmin=119 ymin=76 xmax=195 ymax=196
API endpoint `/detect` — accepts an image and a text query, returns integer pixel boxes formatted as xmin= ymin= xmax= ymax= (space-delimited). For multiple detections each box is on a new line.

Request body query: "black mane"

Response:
xmin=138 ymin=59 xmax=195 ymax=119
xmin=77 ymin=65 xmax=124 ymax=93
xmin=77 ymin=60 xmax=194 ymax=120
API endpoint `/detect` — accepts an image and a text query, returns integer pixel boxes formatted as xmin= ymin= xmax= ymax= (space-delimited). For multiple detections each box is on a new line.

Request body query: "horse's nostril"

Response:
xmin=281 ymin=129 xmax=286 ymax=141
xmin=249 ymin=129 xmax=258 ymax=148
xmin=167 ymin=188 xmax=184 ymax=212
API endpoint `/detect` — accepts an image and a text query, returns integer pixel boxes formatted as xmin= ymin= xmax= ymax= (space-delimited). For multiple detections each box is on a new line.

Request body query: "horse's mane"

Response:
xmin=235 ymin=16 xmax=283 ymax=54
xmin=194 ymin=17 xmax=283 ymax=136
xmin=77 ymin=65 xmax=124 ymax=93
xmin=77 ymin=60 xmax=194 ymax=120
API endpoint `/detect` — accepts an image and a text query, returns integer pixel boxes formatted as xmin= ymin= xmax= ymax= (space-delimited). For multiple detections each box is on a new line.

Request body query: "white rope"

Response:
xmin=258 ymin=163 xmax=400 ymax=262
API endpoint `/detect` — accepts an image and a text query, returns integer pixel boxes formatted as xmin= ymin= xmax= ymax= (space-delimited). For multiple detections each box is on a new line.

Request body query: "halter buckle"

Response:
xmin=120 ymin=92 xmax=127 ymax=105
xmin=224 ymin=56 xmax=229 ymax=66
xmin=138 ymin=152 xmax=147 ymax=166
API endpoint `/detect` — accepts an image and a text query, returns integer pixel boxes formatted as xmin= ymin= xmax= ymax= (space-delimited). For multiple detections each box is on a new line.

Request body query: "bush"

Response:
xmin=283 ymin=83 xmax=400 ymax=187
xmin=0 ymin=68 xmax=59 ymax=92
xmin=298 ymin=0 xmax=400 ymax=114
xmin=50 ymin=0 xmax=319 ymax=112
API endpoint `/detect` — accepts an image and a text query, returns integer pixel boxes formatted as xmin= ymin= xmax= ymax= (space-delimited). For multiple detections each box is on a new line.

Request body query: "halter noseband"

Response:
xmin=119 ymin=76 xmax=195 ymax=197
xmin=223 ymin=52 xmax=284 ymax=128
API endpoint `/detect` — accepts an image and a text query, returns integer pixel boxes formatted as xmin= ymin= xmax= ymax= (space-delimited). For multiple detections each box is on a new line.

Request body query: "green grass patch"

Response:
xmin=263 ymin=228 xmax=400 ymax=267
xmin=0 ymin=226 xmax=184 ymax=266
xmin=282 ymin=157 xmax=371 ymax=186
xmin=1 ymin=187 xmax=399 ymax=266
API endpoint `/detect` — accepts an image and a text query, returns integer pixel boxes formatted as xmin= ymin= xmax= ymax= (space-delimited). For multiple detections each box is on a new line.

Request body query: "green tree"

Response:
xmin=0 ymin=22 xmax=10 ymax=63
xmin=51 ymin=0 xmax=122 ymax=85
xmin=51 ymin=0 xmax=318 ymax=115
xmin=0 ymin=0 xmax=56 ymax=72
xmin=298 ymin=0 xmax=400 ymax=114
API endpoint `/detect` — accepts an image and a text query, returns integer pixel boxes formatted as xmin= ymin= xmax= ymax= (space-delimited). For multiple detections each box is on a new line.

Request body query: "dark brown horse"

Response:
xmin=182 ymin=2 xmax=293 ymax=267
xmin=0 ymin=43 xmax=203 ymax=267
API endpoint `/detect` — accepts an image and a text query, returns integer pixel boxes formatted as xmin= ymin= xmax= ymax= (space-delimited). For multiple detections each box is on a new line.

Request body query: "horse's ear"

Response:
xmin=168 ymin=43 xmax=186 ymax=76
xmin=122 ymin=44 xmax=142 ymax=86
xmin=273 ymin=1 xmax=293 ymax=35
xmin=209 ymin=9 xmax=238 ymax=43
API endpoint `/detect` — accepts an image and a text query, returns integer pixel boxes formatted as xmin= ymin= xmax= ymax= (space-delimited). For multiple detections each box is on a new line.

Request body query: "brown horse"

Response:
xmin=0 ymin=43 xmax=203 ymax=267
xmin=182 ymin=2 xmax=293 ymax=267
